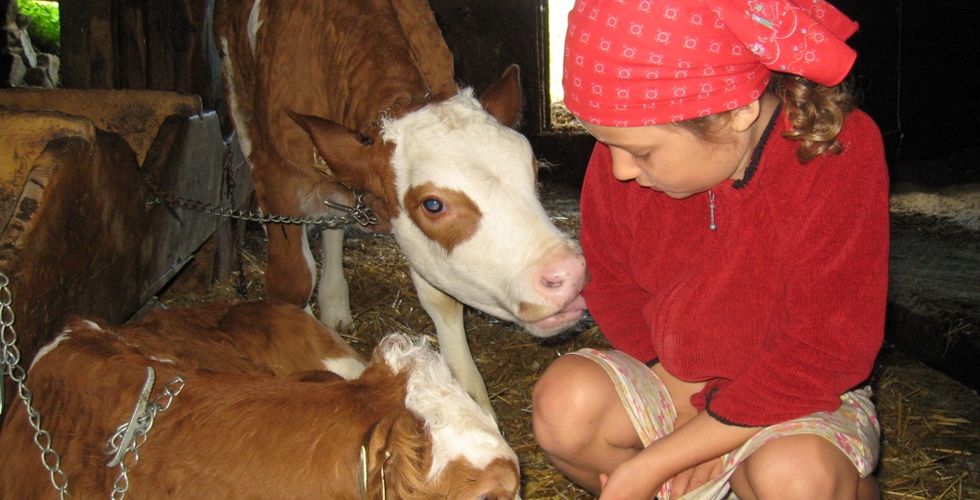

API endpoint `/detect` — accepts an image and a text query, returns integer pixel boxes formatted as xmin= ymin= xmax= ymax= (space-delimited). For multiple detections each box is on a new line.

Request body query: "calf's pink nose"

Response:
xmin=535 ymin=251 xmax=587 ymax=302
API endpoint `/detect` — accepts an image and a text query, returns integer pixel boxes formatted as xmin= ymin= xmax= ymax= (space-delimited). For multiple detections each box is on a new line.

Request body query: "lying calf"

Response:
xmin=0 ymin=301 xmax=520 ymax=499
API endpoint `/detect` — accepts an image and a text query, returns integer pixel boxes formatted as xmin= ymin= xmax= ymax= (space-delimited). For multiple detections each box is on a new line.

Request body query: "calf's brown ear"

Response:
xmin=479 ymin=64 xmax=523 ymax=129
xmin=287 ymin=110 xmax=396 ymax=228
xmin=286 ymin=110 xmax=376 ymax=187
xmin=363 ymin=411 xmax=430 ymax=498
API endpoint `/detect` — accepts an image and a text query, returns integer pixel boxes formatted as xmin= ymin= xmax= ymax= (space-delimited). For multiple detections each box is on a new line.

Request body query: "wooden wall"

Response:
xmin=59 ymin=0 xmax=222 ymax=109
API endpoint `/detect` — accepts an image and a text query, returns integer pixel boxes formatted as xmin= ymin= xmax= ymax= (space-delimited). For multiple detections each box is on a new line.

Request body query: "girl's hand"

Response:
xmin=597 ymin=455 xmax=665 ymax=500
xmin=667 ymin=410 xmax=725 ymax=496
xmin=599 ymin=455 xmax=724 ymax=500
xmin=669 ymin=456 xmax=723 ymax=497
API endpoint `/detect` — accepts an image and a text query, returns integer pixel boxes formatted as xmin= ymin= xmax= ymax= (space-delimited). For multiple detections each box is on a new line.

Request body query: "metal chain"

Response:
xmin=0 ymin=272 xmax=70 ymax=499
xmin=104 ymin=367 xmax=186 ymax=500
xmin=142 ymin=171 xmax=379 ymax=230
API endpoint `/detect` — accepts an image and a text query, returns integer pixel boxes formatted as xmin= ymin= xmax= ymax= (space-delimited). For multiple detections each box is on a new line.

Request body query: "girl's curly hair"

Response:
xmin=678 ymin=73 xmax=857 ymax=164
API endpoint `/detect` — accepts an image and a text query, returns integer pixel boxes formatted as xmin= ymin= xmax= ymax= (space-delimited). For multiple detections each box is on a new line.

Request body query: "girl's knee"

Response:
xmin=531 ymin=355 xmax=612 ymax=454
xmin=533 ymin=354 xmax=608 ymax=411
xmin=740 ymin=434 xmax=861 ymax=500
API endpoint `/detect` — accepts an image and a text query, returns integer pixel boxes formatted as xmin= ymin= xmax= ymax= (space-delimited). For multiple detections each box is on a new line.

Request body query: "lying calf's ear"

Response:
xmin=363 ymin=411 xmax=430 ymax=498
xmin=479 ymin=64 xmax=523 ymax=129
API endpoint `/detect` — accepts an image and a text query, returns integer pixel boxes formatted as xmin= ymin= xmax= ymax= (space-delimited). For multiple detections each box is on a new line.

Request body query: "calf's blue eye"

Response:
xmin=423 ymin=198 xmax=444 ymax=214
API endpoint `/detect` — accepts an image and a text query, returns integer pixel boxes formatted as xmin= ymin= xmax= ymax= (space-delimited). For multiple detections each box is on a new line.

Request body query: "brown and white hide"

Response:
xmin=0 ymin=301 xmax=520 ymax=499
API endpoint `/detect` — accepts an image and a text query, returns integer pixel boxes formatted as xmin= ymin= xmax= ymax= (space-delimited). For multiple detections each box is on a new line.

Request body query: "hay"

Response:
xmin=158 ymin=182 xmax=978 ymax=499
xmin=875 ymin=349 xmax=979 ymax=500
xmin=550 ymin=101 xmax=586 ymax=133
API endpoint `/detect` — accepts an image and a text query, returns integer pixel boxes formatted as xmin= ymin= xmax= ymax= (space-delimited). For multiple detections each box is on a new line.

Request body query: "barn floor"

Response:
xmin=158 ymin=181 xmax=979 ymax=500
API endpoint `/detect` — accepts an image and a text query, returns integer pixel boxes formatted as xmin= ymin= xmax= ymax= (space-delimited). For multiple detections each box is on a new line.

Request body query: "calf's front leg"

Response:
xmin=410 ymin=268 xmax=494 ymax=416
xmin=317 ymin=227 xmax=353 ymax=329
xmin=265 ymin=223 xmax=316 ymax=308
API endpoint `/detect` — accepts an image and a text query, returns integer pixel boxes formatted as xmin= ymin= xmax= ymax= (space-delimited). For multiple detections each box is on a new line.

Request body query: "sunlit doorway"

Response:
xmin=547 ymin=0 xmax=581 ymax=130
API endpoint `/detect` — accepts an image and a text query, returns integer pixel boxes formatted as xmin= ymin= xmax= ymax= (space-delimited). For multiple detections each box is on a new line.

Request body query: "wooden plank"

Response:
xmin=181 ymin=0 xmax=223 ymax=109
xmin=210 ymin=132 xmax=252 ymax=282
xmin=58 ymin=0 xmax=93 ymax=87
xmin=89 ymin=0 xmax=115 ymax=87
xmin=144 ymin=0 xmax=177 ymax=89
xmin=138 ymin=110 xmax=250 ymax=303
xmin=0 ymin=110 xmax=95 ymax=224
xmin=0 ymin=89 xmax=201 ymax=165
xmin=115 ymin=0 xmax=148 ymax=88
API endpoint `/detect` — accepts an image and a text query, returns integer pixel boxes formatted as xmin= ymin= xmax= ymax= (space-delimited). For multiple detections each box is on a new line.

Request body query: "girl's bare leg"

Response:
xmin=532 ymin=355 xmax=643 ymax=493
xmin=728 ymin=434 xmax=879 ymax=500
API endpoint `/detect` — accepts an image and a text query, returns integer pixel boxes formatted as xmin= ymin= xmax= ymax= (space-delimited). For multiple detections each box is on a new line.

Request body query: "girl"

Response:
xmin=532 ymin=1 xmax=887 ymax=499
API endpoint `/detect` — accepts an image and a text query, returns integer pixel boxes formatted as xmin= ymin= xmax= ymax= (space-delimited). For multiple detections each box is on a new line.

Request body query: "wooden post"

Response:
xmin=59 ymin=0 xmax=220 ymax=103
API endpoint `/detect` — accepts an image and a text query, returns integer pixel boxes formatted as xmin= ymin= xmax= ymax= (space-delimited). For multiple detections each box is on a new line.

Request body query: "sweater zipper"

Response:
xmin=708 ymin=190 xmax=717 ymax=231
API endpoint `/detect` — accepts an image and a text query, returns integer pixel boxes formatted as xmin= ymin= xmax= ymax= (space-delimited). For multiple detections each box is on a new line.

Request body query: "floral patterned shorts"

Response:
xmin=571 ymin=349 xmax=881 ymax=500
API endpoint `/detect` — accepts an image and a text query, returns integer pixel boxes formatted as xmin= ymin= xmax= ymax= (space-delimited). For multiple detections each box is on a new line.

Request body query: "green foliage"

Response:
xmin=17 ymin=0 xmax=60 ymax=55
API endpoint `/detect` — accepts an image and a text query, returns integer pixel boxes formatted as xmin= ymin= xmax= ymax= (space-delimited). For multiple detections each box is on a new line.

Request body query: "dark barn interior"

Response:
xmin=1 ymin=0 xmax=977 ymax=498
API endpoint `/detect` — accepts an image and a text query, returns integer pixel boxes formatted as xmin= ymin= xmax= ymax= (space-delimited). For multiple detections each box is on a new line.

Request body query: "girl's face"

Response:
xmin=580 ymin=99 xmax=767 ymax=199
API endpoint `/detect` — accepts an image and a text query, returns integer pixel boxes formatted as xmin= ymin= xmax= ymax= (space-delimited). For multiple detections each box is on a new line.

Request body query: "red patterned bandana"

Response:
xmin=562 ymin=0 xmax=859 ymax=126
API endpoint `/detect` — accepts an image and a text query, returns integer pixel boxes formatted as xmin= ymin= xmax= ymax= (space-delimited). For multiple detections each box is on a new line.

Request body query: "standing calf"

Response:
xmin=0 ymin=301 xmax=520 ymax=499
xmin=215 ymin=0 xmax=588 ymax=411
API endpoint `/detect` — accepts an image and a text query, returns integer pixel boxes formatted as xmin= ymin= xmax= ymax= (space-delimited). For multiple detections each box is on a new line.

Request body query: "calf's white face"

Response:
xmin=382 ymin=91 xmax=587 ymax=336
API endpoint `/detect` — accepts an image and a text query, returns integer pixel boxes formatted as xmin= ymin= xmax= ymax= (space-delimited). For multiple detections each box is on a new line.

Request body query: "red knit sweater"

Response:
xmin=579 ymin=109 xmax=889 ymax=427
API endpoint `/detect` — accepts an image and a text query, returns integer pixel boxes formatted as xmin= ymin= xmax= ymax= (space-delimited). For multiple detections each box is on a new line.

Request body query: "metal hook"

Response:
xmin=107 ymin=367 xmax=155 ymax=467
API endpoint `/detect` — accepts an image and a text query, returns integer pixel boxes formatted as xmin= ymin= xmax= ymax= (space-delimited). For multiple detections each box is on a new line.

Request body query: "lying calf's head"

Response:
xmin=354 ymin=333 xmax=520 ymax=499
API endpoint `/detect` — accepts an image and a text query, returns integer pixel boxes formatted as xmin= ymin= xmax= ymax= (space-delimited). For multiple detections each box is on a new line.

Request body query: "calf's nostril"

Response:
xmin=541 ymin=275 xmax=565 ymax=289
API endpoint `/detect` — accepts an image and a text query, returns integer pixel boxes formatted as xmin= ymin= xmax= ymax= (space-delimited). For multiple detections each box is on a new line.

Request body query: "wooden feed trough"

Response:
xmin=0 ymin=88 xmax=251 ymax=405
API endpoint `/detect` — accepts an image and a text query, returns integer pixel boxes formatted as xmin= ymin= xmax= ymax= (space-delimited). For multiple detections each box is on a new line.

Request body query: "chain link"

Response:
xmin=142 ymin=173 xmax=379 ymax=230
xmin=105 ymin=367 xmax=186 ymax=500
xmin=0 ymin=273 xmax=70 ymax=499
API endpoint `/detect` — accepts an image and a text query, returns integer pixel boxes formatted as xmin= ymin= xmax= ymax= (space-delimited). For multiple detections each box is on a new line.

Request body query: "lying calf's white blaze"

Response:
xmin=29 ymin=329 xmax=74 ymax=371
xmin=379 ymin=333 xmax=518 ymax=478
xmin=383 ymin=90 xmax=588 ymax=336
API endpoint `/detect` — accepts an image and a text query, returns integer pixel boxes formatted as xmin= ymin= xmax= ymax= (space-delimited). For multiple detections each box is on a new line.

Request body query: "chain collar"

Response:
xmin=311 ymin=151 xmax=382 ymax=227
xmin=1 ymin=273 xmax=71 ymax=499
xmin=359 ymin=445 xmax=391 ymax=500
xmin=105 ymin=366 xmax=186 ymax=500
xmin=323 ymin=192 xmax=381 ymax=227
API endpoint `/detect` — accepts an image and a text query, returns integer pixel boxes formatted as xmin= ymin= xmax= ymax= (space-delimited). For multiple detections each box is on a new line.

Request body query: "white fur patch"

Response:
xmin=247 ymin=0 xmax=263 ymax=54
xmin=219 ymin=38 xmax=254 ymax=160
xmin=322 ymin=356 xmax=366 ymax=380
xmin=379 ymin=333 xmax=518 ymax=478
xmin=300 ymin=228 xmax=317 ymax=297
xmin=29 ymin=329 xmax=73 ymax=371
xmin=148 ymin=356 xmax=176 ymax=365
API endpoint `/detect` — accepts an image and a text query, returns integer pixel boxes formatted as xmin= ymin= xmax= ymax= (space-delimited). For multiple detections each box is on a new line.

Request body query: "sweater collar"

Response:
xmin=732 ymin=101 xmax=783 ymax=191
